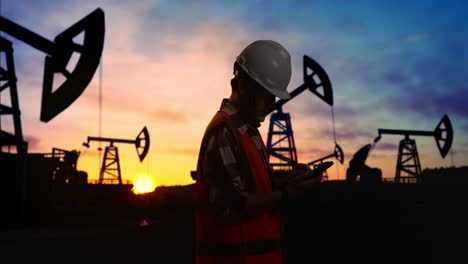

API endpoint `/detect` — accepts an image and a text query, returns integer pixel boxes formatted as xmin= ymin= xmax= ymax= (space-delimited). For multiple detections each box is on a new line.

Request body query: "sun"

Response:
xmin=132 ymin=174 xmax=157 ymax=194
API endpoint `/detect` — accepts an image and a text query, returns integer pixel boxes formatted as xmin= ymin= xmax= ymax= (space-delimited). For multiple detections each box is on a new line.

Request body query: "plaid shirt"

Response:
xmin=201 ymin=99 xmax=272 ymax=217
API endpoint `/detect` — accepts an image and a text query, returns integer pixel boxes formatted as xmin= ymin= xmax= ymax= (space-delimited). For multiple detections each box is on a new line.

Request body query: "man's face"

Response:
xmin=238 ymin=75 xmax=275 ymax=126
xmin=253 ymin=84 xmax=275 ymax=123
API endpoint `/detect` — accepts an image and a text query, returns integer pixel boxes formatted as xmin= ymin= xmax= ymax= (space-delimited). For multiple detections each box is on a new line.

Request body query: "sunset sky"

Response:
xmin=1 ymin=0 xmax=467 ymax=186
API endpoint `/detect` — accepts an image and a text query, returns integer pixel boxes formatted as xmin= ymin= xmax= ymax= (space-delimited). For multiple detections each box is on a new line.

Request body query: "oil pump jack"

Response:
xmin=307 ymin=143 xmax=344 ymax=181
xmin=0 ymin=8 xmax=105 ymax=145
xmin=0 ymin=7 xmax=104 ymax=170
xmin=266 ymin=55 xmax=335 ymax=170
xmin=83 ymin=126 xmax=150 ymax=185
xmin=346 ymin=143 xmax=383 ymax=183
xmin=0 ymin=8 xmax=105 ymax=222
xmin=373 ymin=114 xmax=453 ymax=183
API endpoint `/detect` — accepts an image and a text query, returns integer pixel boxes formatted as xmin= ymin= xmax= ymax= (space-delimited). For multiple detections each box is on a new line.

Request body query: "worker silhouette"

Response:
xmin=194 ymin=40 xmax=322 ymax=264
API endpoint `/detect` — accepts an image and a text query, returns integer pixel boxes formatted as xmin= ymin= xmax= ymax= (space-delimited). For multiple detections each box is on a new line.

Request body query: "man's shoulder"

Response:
xmin=205 ymin=111 xmax=236 ymax=134
xmin=204 ymin=118 xmax=236 ymax=142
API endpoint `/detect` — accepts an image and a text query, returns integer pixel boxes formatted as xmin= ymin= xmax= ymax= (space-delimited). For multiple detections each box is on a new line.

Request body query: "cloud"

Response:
xmin=5 ymin=0 xmax=468 ymax=186
xmin=23 ymin=135 xmax=41 ymax=150
xmin=367 ymin=151 xmax=393 ymax=161
xmin=166 ymin=148 xmax=199 ymax=156
xmin=382 ymin=71 xmax=409 ymax=86
xmin=77 ymin=148 xmax=104 ymax=158
xmin=462 ymin=121 xmax=468 ymax=132
xmin=297 ymin=147 xmax=337 ymax=162
xmin=304 ymin=127 xmax=375 ymax=142
xmin=335 ymin=128 xmax=375 ymax=141
xmin=384 ymin=88 xmax=468 ymax=121
xmin=415 ymin=91 xmax=468 ymax=118
xmin=373 ymin=30 xmax=468 ymax=120
xmin=374 ymin=142 xmax=398 ymax=151
xmin=406 ymin=34 xmax=431 ymax=43
xmin=149 ymin=108 xmax=188 ymax=123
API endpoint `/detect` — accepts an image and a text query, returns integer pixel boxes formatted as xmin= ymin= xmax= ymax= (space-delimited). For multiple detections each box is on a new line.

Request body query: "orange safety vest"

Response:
xmin=195 ymin=111 xmax=283 ymax=264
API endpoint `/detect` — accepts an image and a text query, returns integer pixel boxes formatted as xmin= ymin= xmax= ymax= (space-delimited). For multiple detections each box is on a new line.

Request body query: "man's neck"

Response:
xmin=227 ymin=98 xmax=261 ymax=128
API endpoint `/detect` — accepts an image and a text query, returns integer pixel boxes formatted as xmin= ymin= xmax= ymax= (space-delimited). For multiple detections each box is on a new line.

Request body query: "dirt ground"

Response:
xmin=2 ymin=181 xmax=468 ymax=263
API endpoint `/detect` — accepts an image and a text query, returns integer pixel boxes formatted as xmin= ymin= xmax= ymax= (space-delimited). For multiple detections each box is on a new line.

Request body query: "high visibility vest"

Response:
xmin=195 ymin=111 xmax=283 ymax=264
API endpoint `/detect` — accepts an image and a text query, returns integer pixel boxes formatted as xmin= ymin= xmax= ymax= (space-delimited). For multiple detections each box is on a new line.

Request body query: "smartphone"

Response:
xmin=310 ymin=161 xmax=334 ymax=178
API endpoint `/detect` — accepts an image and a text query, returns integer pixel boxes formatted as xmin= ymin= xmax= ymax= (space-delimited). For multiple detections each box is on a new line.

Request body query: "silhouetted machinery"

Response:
xmin=266 ymin=55 xmax=335 ymax=170
xmin=308 ymin=143 xmax=344 ymax=181
xmin=0 ymin=8 xmax=104 ymax=166
xmin=0 ymin=8 xmax=105 ymax=224
xmin=49 ymin=147 xmax=88 ymax=185
xmin=346 ymin=143 xmax=382 ymax=183
xmin=0 ymin=8 xmax=105 ymax=152
xmin=83 ymin=126 xmax=150 ymax=185
xmin=373 ymin=114 xmax=453 ymax=183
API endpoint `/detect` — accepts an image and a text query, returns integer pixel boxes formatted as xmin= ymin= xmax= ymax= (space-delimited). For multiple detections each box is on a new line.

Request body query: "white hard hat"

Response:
xmin=236 ymin=40 xmax=291 ymax=99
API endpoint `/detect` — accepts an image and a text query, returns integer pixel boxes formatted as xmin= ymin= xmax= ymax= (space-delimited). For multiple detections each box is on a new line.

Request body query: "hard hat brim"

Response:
xmin=266 ymin=87 xmax=290 ymax=100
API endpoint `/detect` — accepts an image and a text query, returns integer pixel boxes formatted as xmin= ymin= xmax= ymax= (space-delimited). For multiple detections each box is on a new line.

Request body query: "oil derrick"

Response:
xmin=307 ymin=143 xmax=344 ymax=181
xmin=374 ymin=114 xmax=453 ymax=183
xmin=83 ymin=126 xmax=150 ymax=185
xmin=0 ymin=37 xmax=26 ymax=155
xmin=266 ymin=55 xmax=334 ymax=170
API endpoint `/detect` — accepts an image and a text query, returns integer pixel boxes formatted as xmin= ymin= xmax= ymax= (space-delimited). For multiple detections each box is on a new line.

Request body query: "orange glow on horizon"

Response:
xmin=132 ymin=174 xmax=157 ymax=194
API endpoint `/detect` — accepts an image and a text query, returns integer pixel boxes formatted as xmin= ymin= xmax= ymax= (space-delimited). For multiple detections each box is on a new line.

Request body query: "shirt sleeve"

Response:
xmin=202 ymin=124 xmax=248 ymax=218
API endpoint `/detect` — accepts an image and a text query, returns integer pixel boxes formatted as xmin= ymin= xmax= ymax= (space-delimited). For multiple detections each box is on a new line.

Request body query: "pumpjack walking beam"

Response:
xmin=0 ymin=8 xmax=105 ymax=122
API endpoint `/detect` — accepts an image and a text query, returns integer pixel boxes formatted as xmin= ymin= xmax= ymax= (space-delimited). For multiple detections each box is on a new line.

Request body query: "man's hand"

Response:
xmin=282 ymin=163 xmax=322 ymax=202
